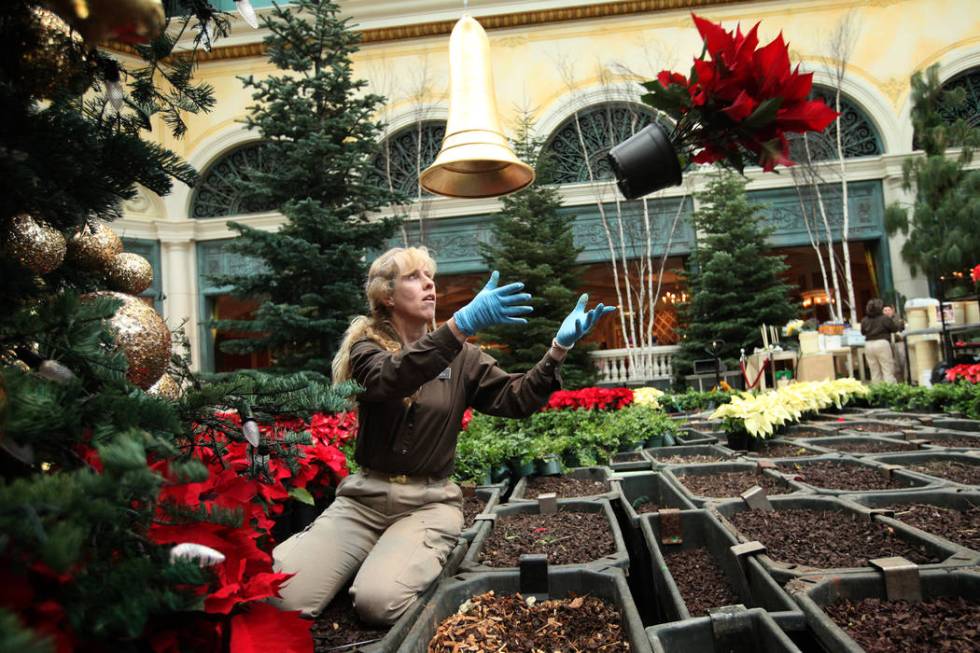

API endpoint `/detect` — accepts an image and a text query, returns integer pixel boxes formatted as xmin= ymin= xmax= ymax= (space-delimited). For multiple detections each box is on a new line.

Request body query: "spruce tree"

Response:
xmin=0 ymin=3 xmax=353 ymax=649
xmin=208 ymin=0 xmax=402 ymax=375
xmin=477 ymin=116 xmax=597 ymax=388
xmin=675 ymin=172 xmax=797 ymax=378
xmin=885 ymin=64 xmax=980 ymax=285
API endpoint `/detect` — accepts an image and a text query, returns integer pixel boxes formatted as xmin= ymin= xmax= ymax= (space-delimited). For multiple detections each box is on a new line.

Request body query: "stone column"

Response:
xmin=160 ymin=238 xmax=200 ymax=371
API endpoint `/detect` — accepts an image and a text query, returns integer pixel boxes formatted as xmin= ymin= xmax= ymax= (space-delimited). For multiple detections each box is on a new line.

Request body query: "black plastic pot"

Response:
xmin=867 ymin=451 xmax=980 ymax=489
xmin=914 ymin=430 xmax=980 ymax=450
xmin=932 ymin=417 xmax=980 ymax=433
xmin=664 ymin=461 xmax=809 ymax=507
xmin=609 ymin=450 xmax=654 ymax=472
xmin=644 ymin=444 xmax=739 ymax=469
xmin=508 ymin=465 xmax=617 ymax=503
xmin=647 ymin=605 xmax=804 ymax=653
xmin=606 ymin=122 xmax=683 ymax=200
xmin=640 ymin=510 xmax=802 ymax=629
xmin=460 ymin=498 xmax=630 ymax=573
xmin=775 ymin=455 xmax=934 ymax=495
xmin=397 ymin=567 xmax=653 ymax=653
xmin=611 ymin=471 xmax=696 ymax=528
xmin=788 ymin=568 xmax=980 ymax=653
xmin=708 ymin=494 xmax=963 ymax=583
xmin=800 ymin=435 xmax=923 ymax=456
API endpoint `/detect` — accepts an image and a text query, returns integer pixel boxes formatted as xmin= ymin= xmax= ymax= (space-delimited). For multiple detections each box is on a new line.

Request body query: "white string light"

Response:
xmin=236 ymin=0 xmax=259 ymax=29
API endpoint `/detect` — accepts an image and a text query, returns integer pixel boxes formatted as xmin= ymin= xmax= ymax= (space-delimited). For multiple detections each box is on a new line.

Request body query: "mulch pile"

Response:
xmin=631 ymin=498 xmax=660 ymax=514
xmin=927 ymin=435 xmax=980 ymax=448
xmin=779 ymin=461 xmax=916 ymax=491
xmin=427 ymin=591 xmax=630 ymax=653
xmin=884 ymin=503 xmax=980 ymax=551
xmin=664 ymin=547 xmax=739 ymax=616
xmin=523 ymin=475 xmax=611 ymax=499
xmin=824 ymin=596 xmax=980 ymax=653
xmin=747 ymin=443 xmax=818 ymax=458
xmin=822 ymin=439 xmax=919 ymax=454
xmin=478 ymin=509 xmax=615 ymax=567
xmin=727 ymin=508 xmax=941 ymax=569
xmin=841 ymin=423 xmax=905 ymax=434
xmin=677 ymin=470 xmax=793 ymax=498
xmin=312 ymin=592 xmax=389 ymax=652
xmin=907 ymin=460 xmax=980 ymax=485
xmin=462 ymin=495 xmax=486 ymax=530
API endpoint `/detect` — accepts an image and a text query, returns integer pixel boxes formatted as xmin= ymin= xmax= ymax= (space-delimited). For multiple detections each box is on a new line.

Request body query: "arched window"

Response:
xmin=939 ymin=68 xmax=980 ymax=128
xmin=190 ymin=142 xmax=277 ymax=219
xmin=369 ymin=120 xmax=446 ymax=197
xmin=543 ymin=103 xmax=661 ymax=184
xmin=789 ymin=87 xmax=883 ymax=161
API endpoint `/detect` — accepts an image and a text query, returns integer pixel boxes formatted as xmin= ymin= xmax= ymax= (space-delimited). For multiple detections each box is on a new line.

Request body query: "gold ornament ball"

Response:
xmin=69 ymin=223 xmax=122 ymax=271
xmin=147 ymin=373 xmax=181 ymax=400
xmin=84 ymin=292 xmax=171 ymax=389
xmin=3 ymin=214 xmax=67 ymax=275
xmin=23 ymin=9 xmax=89 ymax=99
xmin=106 ymin=253 xmax=153 ymax=294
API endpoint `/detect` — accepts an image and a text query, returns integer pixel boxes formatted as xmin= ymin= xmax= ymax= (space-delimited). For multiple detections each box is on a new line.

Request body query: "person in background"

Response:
xmin=862 ymin=298 xmax=900 ymax=383
xmin=883 ymin=304 xmax=907 ymax=383
xmin=270 ymin=246 xmax=615 ymax=624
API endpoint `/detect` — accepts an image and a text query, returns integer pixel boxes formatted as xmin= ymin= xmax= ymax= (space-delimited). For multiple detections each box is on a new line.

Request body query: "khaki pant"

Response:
xmin=270 ymin=470 xmax=463 ymax=624
xmin=865 ymin=339 xmax=896 ymax=383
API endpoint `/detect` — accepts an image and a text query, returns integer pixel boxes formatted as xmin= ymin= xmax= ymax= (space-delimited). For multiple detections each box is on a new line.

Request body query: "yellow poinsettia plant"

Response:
xmin=633 ymin=386 xmax=665 ymax=409
xmin=710 ymin=379 xmax=869 ymax=438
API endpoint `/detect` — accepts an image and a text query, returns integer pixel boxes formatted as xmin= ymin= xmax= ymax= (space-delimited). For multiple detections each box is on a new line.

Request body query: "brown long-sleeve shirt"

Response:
xmin=861 ymin=314 xmax=900 ymax=341
xmin=348 ymin=323 xmax=563 ymax=478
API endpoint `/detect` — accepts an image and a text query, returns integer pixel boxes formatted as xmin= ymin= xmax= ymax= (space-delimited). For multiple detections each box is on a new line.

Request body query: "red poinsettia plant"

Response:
xmin=641 ymin=13 xmax=839 ymax=172
xmin=544 ymin=387 xmax=634 ymax=411
xmin=946 ymin=363 xmax=980 ymax=384
xmin=971 ymin=263 xmax=980 ymax=285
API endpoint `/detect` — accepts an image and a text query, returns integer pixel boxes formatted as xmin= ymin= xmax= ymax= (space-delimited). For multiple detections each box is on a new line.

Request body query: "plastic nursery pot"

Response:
xmin=509 ymin=459 xmax=537 ymax=478
xmin=723 ymin=430 xmax=764 ymax=452
xmin=535 ymin=455 xmax=562 ymax=476
xmin=618 ymin=441 xmax=646 ymax=453
xmin=646 ymin=434 xmax=666 ymax=448
xmin=647 ymin=606 xmax=804 ymax=653
xmin=509 ymin=466 xmax=617 ymax=503
xmin=490 ymin=464 xmax=511 ymax=483
xmin=399 ymin=567 xmax=653 ymax=653
xmin=606 ymin=122 xmax=682 ymax=200
xmin=611 ymin=471 xmax=696 ymax=528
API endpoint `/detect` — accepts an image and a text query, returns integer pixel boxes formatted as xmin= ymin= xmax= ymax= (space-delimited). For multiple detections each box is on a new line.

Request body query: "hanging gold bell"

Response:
xmin=419 ymin=16 xmax=534 ymax=199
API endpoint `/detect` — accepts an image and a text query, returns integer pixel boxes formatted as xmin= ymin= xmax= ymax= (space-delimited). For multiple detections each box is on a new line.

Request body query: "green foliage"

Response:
xmin=675 ymin=172 xmax=797 ymax=377
xmin=659 ymin=389 xmax=734 ymax=412
xmin=884 ymin=64 xmax=980 ymax=282
xmin=477 ymin=114 xmax=596 ymax=388
xmin=865 ymin=381 xmax=980 ymax=420
xmin=0 ymin=609 xmax=52 ymax=653
xmin=209 ymin=0 xmax=402 ymax=374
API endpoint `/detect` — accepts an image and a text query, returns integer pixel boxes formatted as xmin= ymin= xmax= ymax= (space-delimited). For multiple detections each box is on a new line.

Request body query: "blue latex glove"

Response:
xmin=555 ymin=294 xmax=617 ymax=348
xmin=453 ymin=271 xmax=533 ymax=336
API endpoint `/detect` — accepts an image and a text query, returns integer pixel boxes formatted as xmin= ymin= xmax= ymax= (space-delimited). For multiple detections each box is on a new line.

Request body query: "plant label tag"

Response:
xmin=537 ymin=493 xmax=558 ymax=514
xmin=740 ymin=486 xmax=773 ymax=511
xmin=870 ymin=556 xmax=922 ymax=602
xmin=437 ymin=367 xmax=451 ymax=380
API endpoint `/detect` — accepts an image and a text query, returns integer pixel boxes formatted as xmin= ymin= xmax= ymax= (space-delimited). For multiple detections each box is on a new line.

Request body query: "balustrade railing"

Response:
xmin=589 ymin=345 xmax=681 ymax=385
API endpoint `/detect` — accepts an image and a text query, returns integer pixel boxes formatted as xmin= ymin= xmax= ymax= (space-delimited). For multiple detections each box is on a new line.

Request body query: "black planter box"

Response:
xmin=646 ymin=605 xmax=803 ymax=653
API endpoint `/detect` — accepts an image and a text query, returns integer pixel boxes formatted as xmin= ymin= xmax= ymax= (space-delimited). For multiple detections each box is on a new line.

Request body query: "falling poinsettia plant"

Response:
xmin=641 ymin=13 xmax=839 ymax=172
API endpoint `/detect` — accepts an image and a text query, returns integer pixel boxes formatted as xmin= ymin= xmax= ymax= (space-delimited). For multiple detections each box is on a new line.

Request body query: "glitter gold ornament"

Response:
xmin=45 ymin=0 xmax=165 ymax=45
xmin=83 ymin=291 xmax=171 ymax=389
xmin=69 ymin=222 xmax=122 ymax=271
xmin=147 ymin=373 xmax=181 ymax=400
xmin=3 ymin=213 xmax=67 ymax=274
xmin=21 ymin=9 xmax=90 ymax=99
xmin=105 ymin=252 xmax=153 ymax=294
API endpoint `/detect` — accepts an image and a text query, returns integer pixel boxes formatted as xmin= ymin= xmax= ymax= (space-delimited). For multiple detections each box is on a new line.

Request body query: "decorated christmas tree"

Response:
xmin=207 ymin=0 xmax=403 ymax=375
xmin=0 ymin=2 xmax=354 ymax=650
xmin=477 ymin=115 xmax=597 ymax=388
xmin=675 ymin=172 xmax=797 ymax=379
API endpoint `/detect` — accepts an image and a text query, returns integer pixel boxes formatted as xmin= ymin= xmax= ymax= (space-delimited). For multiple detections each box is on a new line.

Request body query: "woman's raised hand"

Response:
xmin=555 ymin=293 xmax=616 ymax=348
xmin=452 ymin=271 xmax=533 ymax=336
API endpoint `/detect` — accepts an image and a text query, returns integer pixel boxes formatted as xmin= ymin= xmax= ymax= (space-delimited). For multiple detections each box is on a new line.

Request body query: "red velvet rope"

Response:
xmin=740 ymin=357 xmax=771 ymax=390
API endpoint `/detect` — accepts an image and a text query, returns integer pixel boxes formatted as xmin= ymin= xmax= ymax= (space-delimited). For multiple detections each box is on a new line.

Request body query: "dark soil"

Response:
xmin=928 ymin=435 xmax=980 ymax=448
xmin=612 ymin=452 xmax=645 ymax=462
xmin=652 ymin=454 xmax=730 ymax=465
xmin=631 ymin=498 xmax=661 ymax=514
xmin=427 ymin=590 xmax=630 ymax=653
xmin=824 ymin=596 xmax=980 ymax=653
xmin=727 ymin=508 xmax=941 ymax=569
xmin=462 ymin=495 xmax=486 ymax=530
xmin=312 ymin=591 xmax=388 ymax=651
xmin=677 ymin=470 xmax=793 ymax=498
xmin=664 ymin=547 xmax=740 ymax=616
xmin=822 ymin=439 xmax=919 ymax=454
xmin=842 ymin=423 xmax=905 ymax=434
xmin=907 ymin=460 xmax=980 ymax=485
xmin=479 ymin=509 xmax=616 ymax=567
xmin=522 ymin=475 xmax=611 ymax=499
xmin=778 ymin=460 xmax=918 ymax=491
xmin=785 ymin=429 xmax=842 ymax=439
xmin=747 ymin=443 xmax=819 ymax=458
xmin=884 ymin=503 xmax=980 ymax=551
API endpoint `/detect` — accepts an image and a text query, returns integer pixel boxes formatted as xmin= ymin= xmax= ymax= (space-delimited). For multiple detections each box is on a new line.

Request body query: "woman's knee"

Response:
xmin=351 ymin=583 xmax=416 ymax=626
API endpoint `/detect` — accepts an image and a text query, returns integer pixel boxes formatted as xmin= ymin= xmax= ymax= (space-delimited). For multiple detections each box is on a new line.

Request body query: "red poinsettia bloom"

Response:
xmin=643 ymin=13 xmax=838 ymax=172
xmin=971 ymin=264 xmax=980 ymax=284
xmin=946 ymin=363 xmax=980 ymax=384
xmin=544 ymin=387 xmax=634 ymax=411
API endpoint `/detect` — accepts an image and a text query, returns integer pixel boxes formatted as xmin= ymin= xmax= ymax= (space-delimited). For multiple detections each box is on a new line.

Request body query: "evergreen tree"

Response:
xmin=0 ymin=3 xmax=352 ymax=649
xmin=885 ymin=64 xmax=980 ymax=285
xmin=675 ymin=172 xmax=797 ymax=379
xmin=477 ymin=116 xmax=597 ymax=388
xmin=209 ymin=0 xmax=402 ymax=375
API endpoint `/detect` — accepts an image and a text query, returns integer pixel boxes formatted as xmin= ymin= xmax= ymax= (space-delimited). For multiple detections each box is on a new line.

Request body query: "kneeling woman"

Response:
xmin=271 ymin=246 xmax=614 ymax=624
